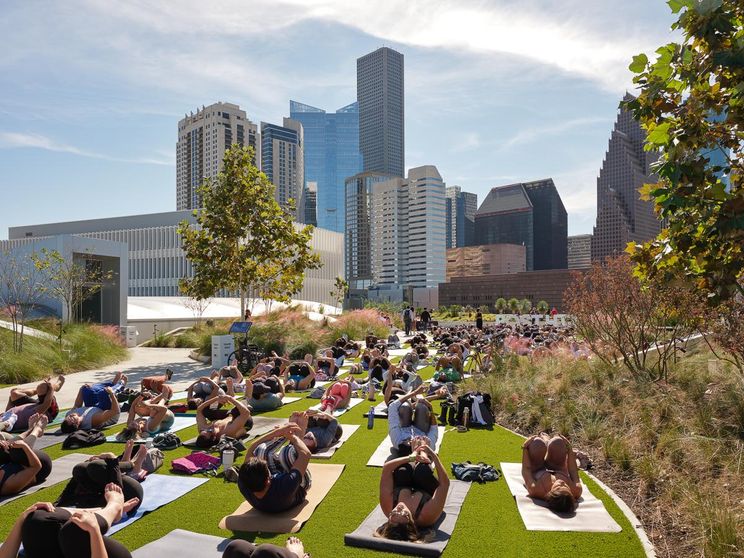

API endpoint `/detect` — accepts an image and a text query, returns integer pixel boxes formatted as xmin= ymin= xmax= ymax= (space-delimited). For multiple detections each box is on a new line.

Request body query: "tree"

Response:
xmin=700 ymin=292 xmax=744 ymax=378
xmin=625 ymin=0 xmax=744 ymax=303
xmin=495 ymin=298 xmax=507 ymax=313
xmin=464 ymin=305 xmax=475 ymax=317
xmin=507 ymin=298 xmax=520 ymax=314
xmin=520 ymin=299 xmax=532 ymax=314
xmin=178 ymin=146 xmax=322 ymax=317
xmin=0 ymin=249 xmax=48 ymax=352
xmin=537 ymin=300 xmax=549 ymax=314
xmin=32 ymin=249 xmax=111 ymax=323
xmin=181 ymin=295 xmax=211 ymax=329
xmin=330 ymin=276 xmax=348 ymax=309
xmin=478 ymin=304 xmax=490 ymax=314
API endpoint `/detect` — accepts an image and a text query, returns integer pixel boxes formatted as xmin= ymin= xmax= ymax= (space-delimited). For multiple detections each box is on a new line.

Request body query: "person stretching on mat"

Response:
xmin=3 ymin=378 xmax=59 ymax=433
xmin=377 ymin=443 xmax=450 ymax=541
xmin=0 ymin=483 xmax=136 ymax=558
xmin=237 ymin=423 xmax=312 ymax=513
xmin=195 ymin=394 xmax=253 ymax=449
xmin=140 ymin=368 xmax=173 ymax=396
xmin=116 ymin=386 xmax=175 ymax=441
xmin=283 ymin=361 xmax=316 ymax=392
xmin=289 ymin=410 xmax=342 ymax=454
xmin=61 ymin=373 xmax=126 ymax=433
xmin=0 ymin=423 xmax=53 ymax=497
xmin=521 ymin=433 xmax=583 ymax=513
xmin=317 ymin=377 xmax=354 ymax=414
xmin=223 ymin=536 xmax=310 ymax=558
xmin=186 ymin=376 xmax=225 ymax=410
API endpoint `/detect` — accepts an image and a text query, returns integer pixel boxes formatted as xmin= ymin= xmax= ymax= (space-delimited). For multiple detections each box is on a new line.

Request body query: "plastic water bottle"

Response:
xmin=368 ymin=406 xmax=375 ymax=429
xmin=462 ymin=407 xmax=470 ymax=430
xmin=222 ymin=448 xmax=235 ymax=470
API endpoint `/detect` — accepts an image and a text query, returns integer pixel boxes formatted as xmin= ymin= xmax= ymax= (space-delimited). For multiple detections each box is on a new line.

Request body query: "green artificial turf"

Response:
xmin=0 ymin=364 xmax=646 ymax=557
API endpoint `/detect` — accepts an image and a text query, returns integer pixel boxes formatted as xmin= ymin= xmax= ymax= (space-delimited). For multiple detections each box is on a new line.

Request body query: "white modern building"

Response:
xmin=8 ymin=211 xmax=344 ymax=307
xmin=370 ymin=165 xmax=446 ymax=289
xmin=568 ymin=234 xmax=593 ymax=269
xmin=176 ymin=102 xmax=259 ymax=211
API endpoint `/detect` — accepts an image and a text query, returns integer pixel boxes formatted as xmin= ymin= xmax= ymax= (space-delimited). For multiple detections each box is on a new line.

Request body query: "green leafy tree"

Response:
xmin=520 ymin=298 xmax=532 ymax=313
xmin=507 ymin=298 xmax=520 ymax=314
xmin=178 ymin=146 xmax=322 ymax=317
xmin=625 ymin=0 xmax=744 ymax=302
xmin=536 ymin=300 xmax=549 ymax=314
xmin=330 ymin=276 xmax=349 ymax=309
xmin=478 ymin=304 xmax=490 ymax=314
xmin=495 ymin=298 xmax=507 ymax=313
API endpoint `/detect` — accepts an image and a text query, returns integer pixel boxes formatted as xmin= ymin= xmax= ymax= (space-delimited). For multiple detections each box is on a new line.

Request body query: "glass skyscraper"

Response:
xmin=289 ymin=100 xmax=362 ymax=233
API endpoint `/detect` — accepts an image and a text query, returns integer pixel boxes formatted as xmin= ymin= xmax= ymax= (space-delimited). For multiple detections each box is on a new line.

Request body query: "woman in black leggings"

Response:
xmin=223 ymin=536 xmax=310 ymax=558
xmin=0 ymin=482 xmax=135 ymax=558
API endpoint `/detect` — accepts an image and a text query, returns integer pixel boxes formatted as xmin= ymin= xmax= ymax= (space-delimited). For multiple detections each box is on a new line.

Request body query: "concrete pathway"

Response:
xmin=0 ymin=320 xmax=57 ymax=342
xmin=0 ymin=347 xmax=211 ymax=409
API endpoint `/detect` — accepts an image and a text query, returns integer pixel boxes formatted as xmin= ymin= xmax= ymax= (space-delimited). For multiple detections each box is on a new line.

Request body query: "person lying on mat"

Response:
xmin=0 ymin=432 xmax=52 ymax=497
xmin=195 ymin=394 xmax=254 ymax=448
xmin=3 ymin=378 xmax=60 ymax=433
xmin=377 ymin=443 xmax=450 ymax=541
xmin=387 ymin=385 xmax=442 ymax=456
xmin=1 ymin=411 xmax=48 ymax=443
xmin=244 ymin=375 xmax=285 ymax=412
xmin=116 ymin=386 xmax=175 ymax=441
xmin=186 ymin=376 xmax=225 ymax=410
xmin=140 ymin=368 xmax=173 ymax=396
xmin=237 ymin=423 xmax=312 ymax=513
xmin=290 ymin=409 xmax=342 ymax=454
xmin=317 ymin=377 xmax=354 ymax=413
xmin=282 ymin=361 xmax=316 ymax=392
xmin=0 ymin=483 xmax=136 ymax=558
xmin=213 ymin=365 xmax=246 ymax=393
xmin=223 ymin=535 xmax=310 ymax=558
xmin=521 ymin=433 xmax=583 ymax=513
xmin=61 ymin=373 xmax=127 ymax=433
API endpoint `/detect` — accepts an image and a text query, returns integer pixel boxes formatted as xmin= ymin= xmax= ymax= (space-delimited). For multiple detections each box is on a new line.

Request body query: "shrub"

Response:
xmin=323 ymin=309 xmax=389 ymax=345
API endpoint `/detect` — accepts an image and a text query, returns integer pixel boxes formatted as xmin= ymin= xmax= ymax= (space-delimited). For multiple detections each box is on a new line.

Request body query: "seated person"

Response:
xmin=140 ymin=368 xmax=173 ymax=396
xmin=237 ymin=423 xmax=311 ymax=513
xmin=61 ymin=373 xmax=126 ymax=433
xmin=521 ymin=433 xmax=583 ymax=513
xmin=245 ymin=376 xmax=285 ymax=412
xmin=290 ymin=410 xmax=342 ymax=454
xmin=0 ymin=427 xmax=52 ymax=497
xmin=377 ymin=443 xmax=450 ymax=541
xmin=387 ymin=385 xmax=441 ymax=456
xmin=186 ymin=376 xmax=225 ymax=410
xmin=1 ymin=484 xmax=135 ymax=558
xmin=3 ymin=379 xmax=59 ymax=432
xmin=213 ymin=365 xmax=245 ymax=393
xmin=195 ymin=394 xmax=253 ymax=448
xmin=282 ymin=362 xmax=316 ymax=392
xmin=223 ymin=536 xmax=309 ymax=558
xmin=317 ymin=378 xmax=353 ymax=414
xmin=116 ymin=386 xmax=175 ymax=441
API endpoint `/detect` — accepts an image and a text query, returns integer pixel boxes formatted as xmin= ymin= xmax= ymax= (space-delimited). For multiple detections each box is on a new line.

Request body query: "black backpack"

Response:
xmin=62 ymin=429 xmax=106 ymax=449
xmin=451 ymin=461 xmax=501 ymax=483
xmin=456 ymin=392 xmax=494 ymax=426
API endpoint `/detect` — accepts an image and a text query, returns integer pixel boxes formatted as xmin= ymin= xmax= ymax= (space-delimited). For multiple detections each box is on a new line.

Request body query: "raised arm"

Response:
xmin=246 ymin=424 xmax=293 ymax=456
xmin=521 ymin=436 xmax=540 ymax=497
xmin=287 ymin=427 xmax=311 ymax=476
xmin=379 ymin=455 xmax=410 ymax=515
xmin=565 ymin=441 xmax=583 ymax=499
xmin=96 ymin=387 xmax=121 ymax=425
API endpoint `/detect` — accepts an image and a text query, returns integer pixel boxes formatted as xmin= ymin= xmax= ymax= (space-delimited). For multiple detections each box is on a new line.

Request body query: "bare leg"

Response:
xmin=19 ymin=414 xmax=48 ymax=447
xmin=545 ymin=436 xmax=569 ymax=472
xmin=131 ymin=444 xmax=148 ymax=480
xmin=526 ymin=437 xmax=548 ymax=473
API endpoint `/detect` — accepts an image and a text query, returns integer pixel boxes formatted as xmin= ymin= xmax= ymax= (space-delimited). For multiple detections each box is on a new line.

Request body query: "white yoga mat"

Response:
xmin=0 ymin=453 xmax=88 ymax=506
xmin=312 ymin=424 xmax=360 ymax=459
xmin=367 ymin=426 xmax=446 ymax=467
xmin=105 ymin=415 xmax=197 ymax=443
xmin=500 ymin=462 xmax=622 ymax=532
xmin=308 ymin=397 xmax=364 ymax=417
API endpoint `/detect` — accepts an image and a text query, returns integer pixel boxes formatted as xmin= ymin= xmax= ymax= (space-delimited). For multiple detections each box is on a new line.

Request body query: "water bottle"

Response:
xmin=462 ymin=407 xmax=470 ymax=430
xmin=368 ymin=406 xmax=375 ymax=429
xmin=222 ymin=448 xmax=235 ymax=470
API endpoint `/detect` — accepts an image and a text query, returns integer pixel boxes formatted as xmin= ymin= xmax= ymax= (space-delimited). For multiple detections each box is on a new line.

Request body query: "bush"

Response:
xmin=323 ymin=309 xmax=389 ymax=345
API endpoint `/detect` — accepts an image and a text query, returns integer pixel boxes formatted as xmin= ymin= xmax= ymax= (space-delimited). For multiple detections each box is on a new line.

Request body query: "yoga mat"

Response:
xmin=219 ymin=463 xmax=345 ymax=533
xmin=170 ymin=391 xmax=188 ymax=401
xmin=364 ymin=401 xmax=389 ymax=418
xmin=107 ymin=474 xmax=210 ymax=534
xmin=182 ymin=417 xmax=287 ymax=448
xmin=500 ymin=462 xmax=622 ymax=532
xmin=345 ymin=480 xmax=471 ymax=557
xmin=308 ymin=397 xmax=364 ymax=417
xmin=0 ymin=453 xmax=88 ymax=507
xmin=367 ymin=426 xmax=446 ymax=467
xmin=312 ymin=424 xmax=359 ymax=459
xmin=105 ymin=415 xmax=197 ymax=443
xmin=132 ymin=529 xmax=230 ymax=558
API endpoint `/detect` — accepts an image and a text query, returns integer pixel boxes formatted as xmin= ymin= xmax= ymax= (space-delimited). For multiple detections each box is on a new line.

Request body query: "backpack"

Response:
xmin=62 ymin=429 xmax=106 ymax=449
xmin=153 ymin=432 xmax=181 ymax=451
xmin=451 ymin=461 xmax=501 ymax=483
xmin=142 ymin=447 xmax=165 ymax=473
xmin=456 ymin=392 xmax=494 ymax=426
xmin=171 ymin=451 xmax=221 ymax=475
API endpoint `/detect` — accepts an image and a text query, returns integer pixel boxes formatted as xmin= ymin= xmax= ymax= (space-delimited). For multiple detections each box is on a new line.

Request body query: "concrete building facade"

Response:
xmin=446 ymin=244 xmax=526 ymax=281
xmin=591 ymin=93 xmax=660 ymax=262
xmin=445 ymin=186 xmax=477 ymax=248
xmin=357 ymin=47 xmax=405 ymax=177
xmin=568 ymin=234 xmax=593 ymax=269
xmin=176 ymin=102 xmax=258 ymax=210
xmin=261 ymin=119 xmax=304 ymax=220
xmin=370 ymin=166 xmax=446 ymax=289
xmin=9 ymin=211 xmax=344 ymax=307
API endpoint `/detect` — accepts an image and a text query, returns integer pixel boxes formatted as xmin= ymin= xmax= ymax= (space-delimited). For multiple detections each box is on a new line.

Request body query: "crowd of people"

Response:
xmin=0 ymin=311 xmax=593 ymax=557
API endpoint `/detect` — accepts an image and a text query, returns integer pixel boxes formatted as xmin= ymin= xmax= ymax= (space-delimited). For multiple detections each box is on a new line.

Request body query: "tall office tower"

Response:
xmin=568 ymin=234 xmax=593 ymax=269
xmin=289 ymin=101 xmax=362 ymax=232
xmin=260 ymin=118 xmax=304 ymax=220
xmin=344 ymin=171 xmax=397 ymax=290
xmin=591 ymin=94 xmax=660 ymax=261
xmin=303 ymin=182 xmax=318 ymax=227
xmin=445 ymin=186 xmax=478 ymax=248
xmin=475 ymin=179 xmax=567 ymax=271
xmin=357 ymin=47 xmax=404 ymax=177
xmin=370 ymin=165 xmax=446 ymax=288
xmin=176 ymin=102 xmax=258 ymax=210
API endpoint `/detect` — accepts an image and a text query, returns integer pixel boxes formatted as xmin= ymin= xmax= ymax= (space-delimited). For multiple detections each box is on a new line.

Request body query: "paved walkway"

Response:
xmin=0 ymin=347 xmax=211 ymax=409
xmin=0 ymin=320 xmax=57 ymax=342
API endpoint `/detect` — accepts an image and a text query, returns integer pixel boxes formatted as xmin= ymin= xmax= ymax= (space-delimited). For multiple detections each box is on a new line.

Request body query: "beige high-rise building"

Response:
xmin=446 ymin=244 xmax=526 ymax=281
xmin=176 ymin=102 xmax=258 ymax=211
xmin=261 ymin=118 xmax=305 ymax=220
xmin=568 ymin=234 xmax=592 ymax=269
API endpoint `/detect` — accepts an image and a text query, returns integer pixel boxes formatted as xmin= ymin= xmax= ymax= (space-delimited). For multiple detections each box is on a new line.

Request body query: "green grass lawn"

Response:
xmin=0 ymin=365 xmax=646 ymax=557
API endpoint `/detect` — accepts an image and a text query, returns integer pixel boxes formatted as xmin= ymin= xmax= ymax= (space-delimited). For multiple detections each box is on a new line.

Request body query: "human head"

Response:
xmin=302 ymin=431 xmax=317 ymax=453
xmin=238 ymin=457 xmax=271 ymax=493
xmin=546 ymin=481 xmax=576 ymax=513
xmin=195 ymin=431 xmax=218 ymax=448
xmin=60 ymin=413 xmax=82 ymax=434
xmin=376 ymin=503 xmax=419 ymax=541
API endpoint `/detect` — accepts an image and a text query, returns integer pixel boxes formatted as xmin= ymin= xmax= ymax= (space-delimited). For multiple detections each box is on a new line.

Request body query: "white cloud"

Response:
xmin=0 ymin=132 xmax=173 ymax=166
xmin=500 ymin=117 xmax=607 ymax=150
xmin=452 ymin=132 xmax=482 ymax=152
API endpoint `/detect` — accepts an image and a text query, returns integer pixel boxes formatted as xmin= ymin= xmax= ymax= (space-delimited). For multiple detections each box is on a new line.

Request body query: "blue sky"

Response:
xmin=0 ymin=0 xmax=676 ymax=239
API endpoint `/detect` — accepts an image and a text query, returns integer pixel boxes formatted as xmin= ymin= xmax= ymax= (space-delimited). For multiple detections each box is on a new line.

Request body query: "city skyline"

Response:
xmin=0 ymin=1 xmax=676 ymax=239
